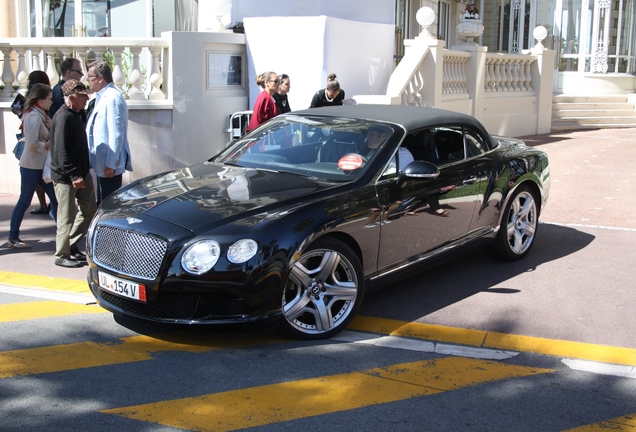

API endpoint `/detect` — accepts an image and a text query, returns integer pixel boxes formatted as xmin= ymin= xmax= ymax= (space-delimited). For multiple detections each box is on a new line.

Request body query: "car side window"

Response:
xmin=400 ymin=129 xmax=436 ymax=164
xmin=431 ymin=127 xmax=465 ymax=165
xmin=465 ymin=127 xmax=487 ymax=157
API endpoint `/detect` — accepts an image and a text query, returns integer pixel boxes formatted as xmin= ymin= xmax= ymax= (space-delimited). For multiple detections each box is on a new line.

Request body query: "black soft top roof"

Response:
xmin=290 ymin=105 xmax=486 ymax=133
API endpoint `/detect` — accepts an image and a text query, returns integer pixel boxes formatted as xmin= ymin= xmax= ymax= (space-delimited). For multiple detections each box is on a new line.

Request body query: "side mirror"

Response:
xmin=402 ymin=161 xmax=440 ymax=179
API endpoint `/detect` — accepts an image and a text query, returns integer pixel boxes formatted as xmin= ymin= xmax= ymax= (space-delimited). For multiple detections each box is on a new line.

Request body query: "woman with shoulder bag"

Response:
xmin=5 ymin=83 xmax=58 ymax=249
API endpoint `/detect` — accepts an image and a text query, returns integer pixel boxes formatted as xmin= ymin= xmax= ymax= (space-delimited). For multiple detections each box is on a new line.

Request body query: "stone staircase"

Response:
xmin=551 ymin=95 xmax=636 ymax=131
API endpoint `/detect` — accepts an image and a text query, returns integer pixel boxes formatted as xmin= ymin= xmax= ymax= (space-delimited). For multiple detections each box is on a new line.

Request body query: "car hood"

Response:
xmin=103 ymin=162 xmax=343 ymax=232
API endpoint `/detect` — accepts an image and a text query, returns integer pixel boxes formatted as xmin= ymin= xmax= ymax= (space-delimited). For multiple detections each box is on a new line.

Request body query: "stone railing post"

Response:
xmin=459 ymin=46 xmax=487 ymax=119
xmin=532 ymin=49 xmax=556 ymax=134
xmin=147 ymin=46 xmax=165 ymax=99
xmin=15 ymin=48 xmax=29 ymax=95
xmin=1 ymin=46 xmax=16 ymax=100
xmin=127 ymin=47 xmax=145 ymax=100
xmin=45 ymin=48 xmax=59 ymax=84
xmin=109 ymin=47 xmax=126 ymax=93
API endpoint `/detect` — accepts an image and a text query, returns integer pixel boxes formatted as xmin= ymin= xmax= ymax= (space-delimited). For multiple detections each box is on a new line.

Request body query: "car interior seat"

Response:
xmin=403 ymin=130 xmax=437 ymax=163
xmin=433 ymin=130 xmax=465 ymax=163
xmin=317 ymin=131 xmax=364 ymax=163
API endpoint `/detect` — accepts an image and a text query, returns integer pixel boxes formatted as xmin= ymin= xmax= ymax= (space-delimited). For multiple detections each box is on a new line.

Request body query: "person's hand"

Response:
xmin=45 ymin=118 xmax=51 ymax=129
xmin=104 ymin=167 xmax=115 ymax=178
xmin=44 ymin=141 xmax=50 ymax=150
xmin=72 ymin=177 xmax=85 ymax=189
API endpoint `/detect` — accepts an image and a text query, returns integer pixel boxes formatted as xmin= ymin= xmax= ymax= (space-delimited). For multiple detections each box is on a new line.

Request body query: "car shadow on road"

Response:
xmin=359 ymin=223 xmax=595 ymax=324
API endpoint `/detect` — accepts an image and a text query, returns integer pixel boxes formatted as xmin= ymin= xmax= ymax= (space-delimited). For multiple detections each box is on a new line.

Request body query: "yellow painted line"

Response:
xmin=0 ymin=333 xmax=284 ymax=379
xmin=349 ymin=316 xmax=636 ymax=367
xmin=563 ymin=414 xmax=636 ymax=431
xmin=0 ymin=300 xmax=107 ymax=322
xmin=0 ymin=270 xmax=90 ymax=295
xmin=102 ymin=357 xmax=553 ymax=431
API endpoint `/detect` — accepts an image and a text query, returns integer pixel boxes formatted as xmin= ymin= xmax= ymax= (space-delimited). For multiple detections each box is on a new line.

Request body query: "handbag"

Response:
xmin=42 ymin=150 xmax=52 ymax=183
xmin=12 ymin=136 xmax=25 ymax=160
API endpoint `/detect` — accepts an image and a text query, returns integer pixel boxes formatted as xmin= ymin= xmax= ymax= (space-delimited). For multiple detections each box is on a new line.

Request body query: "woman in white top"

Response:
xmin=6 ymin=84 xmax=58 ymax=249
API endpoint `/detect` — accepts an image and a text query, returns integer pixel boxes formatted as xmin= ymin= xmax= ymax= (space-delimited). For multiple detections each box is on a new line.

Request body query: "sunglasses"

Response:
xmin=70 ymin=69 xmax=84 ymax=75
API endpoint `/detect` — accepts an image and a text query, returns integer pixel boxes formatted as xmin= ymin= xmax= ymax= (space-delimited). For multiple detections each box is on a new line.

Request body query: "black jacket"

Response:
xmin=50 ymin=104 xmax=90 ymax=184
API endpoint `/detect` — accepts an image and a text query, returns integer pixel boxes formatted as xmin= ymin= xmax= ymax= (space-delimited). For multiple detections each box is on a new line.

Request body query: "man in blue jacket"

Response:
xmin=85 ymin=60 xmax=133 ymax=205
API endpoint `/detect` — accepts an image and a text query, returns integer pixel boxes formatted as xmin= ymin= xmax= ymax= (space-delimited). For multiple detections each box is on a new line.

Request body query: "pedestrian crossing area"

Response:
xmin=1 ymin=295 xmax=635 ymax=431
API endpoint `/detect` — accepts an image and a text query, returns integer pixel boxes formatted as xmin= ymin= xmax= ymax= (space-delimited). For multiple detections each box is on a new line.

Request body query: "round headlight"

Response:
xmin=227 ymin=239 xmax=258 ymax=263
xmin=181 ymin=240 xmax=221 ymax=274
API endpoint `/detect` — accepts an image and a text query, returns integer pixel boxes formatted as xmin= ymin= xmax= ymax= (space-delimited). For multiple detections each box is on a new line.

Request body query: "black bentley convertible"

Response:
xmin=86 ymin=105 xmax=550 ymax=339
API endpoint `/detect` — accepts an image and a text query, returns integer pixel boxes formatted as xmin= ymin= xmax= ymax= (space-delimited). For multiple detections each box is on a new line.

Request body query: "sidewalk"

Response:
xmin=1 ymin=127 xmax=635 ymax=283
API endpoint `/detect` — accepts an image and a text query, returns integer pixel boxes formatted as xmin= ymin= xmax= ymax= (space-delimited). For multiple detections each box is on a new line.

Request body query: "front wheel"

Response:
xmin=279 ymin=237 xmax=364 ymax=340
xmin=490 ymin=185 xmax=539 ymax=261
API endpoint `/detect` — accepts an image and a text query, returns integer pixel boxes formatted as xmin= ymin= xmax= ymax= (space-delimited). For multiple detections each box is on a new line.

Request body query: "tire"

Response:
xmin=490 ymin=185 xmax=539 ymax=261
xmin=279 ymin=237 xmax=364 ymax=340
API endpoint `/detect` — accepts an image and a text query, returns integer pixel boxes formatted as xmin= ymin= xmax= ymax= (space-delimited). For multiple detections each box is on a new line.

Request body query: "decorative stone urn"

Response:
xmin=457 ymin=19 xmax=484 ymax=45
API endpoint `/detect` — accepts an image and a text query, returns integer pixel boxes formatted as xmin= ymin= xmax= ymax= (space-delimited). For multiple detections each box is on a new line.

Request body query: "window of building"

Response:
xmin=32 ymin=0 xmax=110 ymax=37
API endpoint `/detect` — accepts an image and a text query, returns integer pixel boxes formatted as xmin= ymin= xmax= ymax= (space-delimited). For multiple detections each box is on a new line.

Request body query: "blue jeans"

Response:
xmin=9 ymin=167 xmax=58 ymax=240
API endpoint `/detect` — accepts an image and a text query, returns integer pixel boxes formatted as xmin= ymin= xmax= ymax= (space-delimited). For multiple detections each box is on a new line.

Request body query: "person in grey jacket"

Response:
xmin=6 ymin=84 xmax=58 ymax=249
xmin=85 ymin=60 xmax=132 ymax=205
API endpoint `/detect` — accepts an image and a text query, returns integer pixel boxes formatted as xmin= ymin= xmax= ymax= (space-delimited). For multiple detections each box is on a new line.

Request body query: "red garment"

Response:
xmin=247 ymin=91 xmax=278 ymax=132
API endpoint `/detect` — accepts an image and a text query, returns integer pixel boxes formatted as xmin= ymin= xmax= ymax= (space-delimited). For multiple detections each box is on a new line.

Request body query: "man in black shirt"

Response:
xmin=50 ymin=79 xmax=96 ymax=268
xmin=51 ymin=58 xmax=84 ymax=117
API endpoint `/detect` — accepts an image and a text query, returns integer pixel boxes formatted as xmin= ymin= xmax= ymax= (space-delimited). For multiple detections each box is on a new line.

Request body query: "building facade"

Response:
xmin=6 ymin=0 xmax=636 ymax=95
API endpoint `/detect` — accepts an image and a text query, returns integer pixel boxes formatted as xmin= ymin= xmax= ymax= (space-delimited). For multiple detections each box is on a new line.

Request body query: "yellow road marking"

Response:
xmin=0 ymin=333 xmax=284 ymax=379
xmin=102 ymin=357 xmax=553 ymax=431
xmin=350 ymin=316 xmax=636 ymax=366
xmin=0 ymin=300 xmax=107 ymax=322
xmin=0 ymin=270 xmax=89 ymax=294
xmin=563 ymin=414 xmax=636 ymax=431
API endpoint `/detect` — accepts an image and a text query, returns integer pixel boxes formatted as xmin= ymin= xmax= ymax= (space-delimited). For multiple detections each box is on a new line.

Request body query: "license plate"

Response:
xmin=98 ymin=271 xmax=147 ymax=302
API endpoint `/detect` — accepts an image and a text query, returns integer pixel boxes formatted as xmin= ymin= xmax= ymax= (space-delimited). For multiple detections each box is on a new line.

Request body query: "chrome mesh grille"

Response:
xmin=93 ymin=226 xmax=167 ymax=280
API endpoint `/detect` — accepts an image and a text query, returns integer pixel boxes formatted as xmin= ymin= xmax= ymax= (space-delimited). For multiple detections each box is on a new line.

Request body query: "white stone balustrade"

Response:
xmin=442 ymin=51 xmax=470 ymax=95
xmin=0 ymin=37 xmax=169 ymax=101
xmin=484 ymin=54 xmax=535 ymax=92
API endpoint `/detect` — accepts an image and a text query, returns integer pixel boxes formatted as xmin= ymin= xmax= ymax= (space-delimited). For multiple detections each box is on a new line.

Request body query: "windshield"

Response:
xmin=213 ymin=115 xmax=396 ymax=182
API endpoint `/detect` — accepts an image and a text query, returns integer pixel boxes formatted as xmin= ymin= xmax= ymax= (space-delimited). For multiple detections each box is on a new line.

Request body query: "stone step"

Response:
xmin=552 ymin=115 xmax=636 ymax=123
xmin=550 ymin=122 xmax=636 ymax=131
xmin=553 ymin=102 xmax=635 ymax=110
xmin=552 ymin=95 xmax=629 ymax=103
xmin=552 ymin=109 xmax=636 ymax=118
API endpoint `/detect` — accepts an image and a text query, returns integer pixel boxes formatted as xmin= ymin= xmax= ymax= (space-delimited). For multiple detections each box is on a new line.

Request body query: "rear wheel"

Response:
xmin=491 ymin=185 xmax=538 ymax=260
xmin=279 ymin=237 xmax=364 ymax=340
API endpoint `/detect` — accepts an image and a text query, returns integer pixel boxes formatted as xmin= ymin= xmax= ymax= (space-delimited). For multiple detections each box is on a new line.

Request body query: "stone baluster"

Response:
xmin=484 ymin=59 xmax=493 ymax=92
xmin=493 ymin=59 xmax=503 ymax=92
xmin=76 ymin=49 xmax=89 ymax=83
xmin=511 ymin=60 xmax=520 ymax=91
xmin=1 ymin=47 xmax=16 ymax=100
xmin=32 ymin=49 xmax=42 ymax=71
xmin=148 ymin=46 xmax=165 ymax=99
xmin=517 ymin=59 xmax=526 ymax=91
xmin=459 ymin=57 xmax=467 ymax=93
xmin=45 ymin=49 xmax=60 ymax=85
xmin=451 ymin=57 xmax=459 ymax=93
xmin=442 ymin=56 xmax=453 ymax=94
xmin=127 ymin=47 xmax=145 ymax=100
xmin=109 ymin=47 xmax=126 ymax=93
xmin=503 ymin=59 xmax=513 ymax=91
xmin=15 ymin=48 xmax=29 ymax=95
xmin=524 ymin=60 xmax=533 ymax=91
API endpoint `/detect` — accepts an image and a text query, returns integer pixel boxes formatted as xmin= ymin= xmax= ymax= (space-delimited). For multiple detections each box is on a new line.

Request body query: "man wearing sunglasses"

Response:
xmin=51 ymin=57 xmax=85 ymax=116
